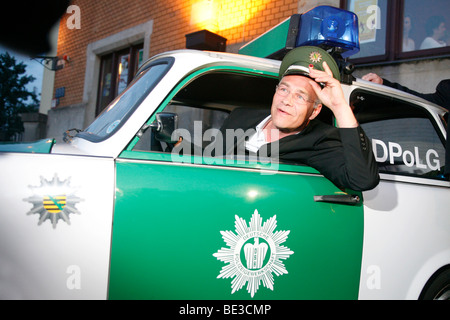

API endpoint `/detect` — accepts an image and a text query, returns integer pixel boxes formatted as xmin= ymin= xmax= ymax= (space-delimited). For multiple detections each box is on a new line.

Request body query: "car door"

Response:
xmin=108 ymin=67 xmax=365 ymax=299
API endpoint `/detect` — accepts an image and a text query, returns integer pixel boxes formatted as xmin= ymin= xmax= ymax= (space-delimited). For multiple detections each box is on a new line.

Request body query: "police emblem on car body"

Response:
xmin=23 ymin=174 xmax=83 ymax=228
xmin=213 ymin=210 xmax=294 ymax=297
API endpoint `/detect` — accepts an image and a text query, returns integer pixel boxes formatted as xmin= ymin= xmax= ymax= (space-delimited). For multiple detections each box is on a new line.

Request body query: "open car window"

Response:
xmin=351 ymin=89 xmax=446 ymax=180
xmin=133 ymin=71 xmax=277 ymax=157
xmin=132 ymin=69 xmax=335 ymax=168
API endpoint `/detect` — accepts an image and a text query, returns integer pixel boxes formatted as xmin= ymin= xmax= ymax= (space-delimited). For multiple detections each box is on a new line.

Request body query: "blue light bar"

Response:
xmin=296 ymin=6 xmax=360 ymax=58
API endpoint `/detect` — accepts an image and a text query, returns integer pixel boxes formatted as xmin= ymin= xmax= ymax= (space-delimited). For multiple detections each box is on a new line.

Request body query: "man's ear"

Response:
xmin=309 ymin=104 xmax=322 ymax=120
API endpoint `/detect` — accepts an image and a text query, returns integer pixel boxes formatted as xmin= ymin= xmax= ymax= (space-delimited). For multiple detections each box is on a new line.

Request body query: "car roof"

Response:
xmin=353 ymin=77 xmax=448 ymax=117
xmin=150 ymin=50 xmax=448 ymax=116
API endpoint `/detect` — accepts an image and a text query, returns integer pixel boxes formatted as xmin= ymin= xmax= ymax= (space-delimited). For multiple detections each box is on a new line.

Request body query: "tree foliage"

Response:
xmin=0 ymin=52 xmax=39 ymax=141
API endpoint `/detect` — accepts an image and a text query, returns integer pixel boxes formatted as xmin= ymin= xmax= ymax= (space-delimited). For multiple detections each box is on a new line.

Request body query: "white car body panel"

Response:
xmin=0 ymin=152 xmax=114 ymax=299
xmin=360 ymin=175 xmax=450 ymax=299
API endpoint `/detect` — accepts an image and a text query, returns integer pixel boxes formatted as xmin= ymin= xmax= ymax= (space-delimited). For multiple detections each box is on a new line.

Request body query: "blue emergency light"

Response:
xmin=239 ymin=6 xmax=360 ymax=59
xmin=296 ymin=6 xmax=360 ymax=58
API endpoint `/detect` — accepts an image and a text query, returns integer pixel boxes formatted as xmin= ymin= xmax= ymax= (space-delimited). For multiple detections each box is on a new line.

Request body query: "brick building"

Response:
xmin=42 ymin=0 xmax=450 ymax=141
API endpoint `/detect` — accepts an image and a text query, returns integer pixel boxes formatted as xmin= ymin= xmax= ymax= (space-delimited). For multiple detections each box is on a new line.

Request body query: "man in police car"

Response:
xmin=212 ymin=46 xmax=380 ymax=191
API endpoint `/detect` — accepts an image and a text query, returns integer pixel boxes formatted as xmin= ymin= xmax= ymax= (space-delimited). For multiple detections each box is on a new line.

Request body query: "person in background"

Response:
xmin=403 ymin=15 xmax=416 ymax=52
xmin=420 ymin=16 xmax=447 ymax=50
xmin=362 ymin=73 xmax=449 ymax=109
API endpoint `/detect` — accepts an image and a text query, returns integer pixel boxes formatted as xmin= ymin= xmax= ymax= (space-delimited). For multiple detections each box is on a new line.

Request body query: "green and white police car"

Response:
xmin=0 ymin=6 xmax=448 ymax=300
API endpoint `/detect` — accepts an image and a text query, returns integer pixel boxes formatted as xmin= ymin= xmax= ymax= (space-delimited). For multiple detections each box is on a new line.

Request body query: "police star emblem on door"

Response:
xmin=23 ymin=174 xmax=83 ymax=228
xmin=213 ymin=210 xmax=294 ymax=297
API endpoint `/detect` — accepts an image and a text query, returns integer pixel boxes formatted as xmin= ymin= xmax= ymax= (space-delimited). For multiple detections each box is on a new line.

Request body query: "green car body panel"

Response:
xmin=107 ymin=61 xmax=364 ymax=300
xmin=0 ymin=138 xmax=55 ymax=153
xmin=109 ymin=153 xmax=364 ymax=299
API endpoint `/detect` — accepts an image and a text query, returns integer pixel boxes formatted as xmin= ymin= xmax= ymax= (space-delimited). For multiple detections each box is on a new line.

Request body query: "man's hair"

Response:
xmin=313 ymin=100 xmax=322 ymax=109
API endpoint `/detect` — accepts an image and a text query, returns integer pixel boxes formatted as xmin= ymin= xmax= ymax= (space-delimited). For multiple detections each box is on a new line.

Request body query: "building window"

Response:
xmin=96 ymin=44 xmax=144 ymax=116
xmin=345 ymin=0 xmax=388 ymax=61
xmin=403 ymin=0 xmax=448 ymax=52
xmin=341 ymin=0 xmax=450 ymax=64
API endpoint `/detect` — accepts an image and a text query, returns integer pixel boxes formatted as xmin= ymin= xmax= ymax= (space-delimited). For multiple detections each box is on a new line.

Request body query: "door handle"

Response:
xmin=314 ymin=194 xmax=361 ymax=205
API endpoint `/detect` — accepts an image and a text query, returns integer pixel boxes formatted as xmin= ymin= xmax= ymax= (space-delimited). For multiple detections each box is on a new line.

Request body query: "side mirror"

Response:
xmin=149 ymin=112 xmax=179 ymax=144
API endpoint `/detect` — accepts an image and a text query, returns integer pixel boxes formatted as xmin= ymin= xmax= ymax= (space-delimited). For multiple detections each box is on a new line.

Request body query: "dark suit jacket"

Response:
xmin=383 ymin=79 xmax=450 ymax=110
xmin=215 ymin=108 xmax=380 ymax=191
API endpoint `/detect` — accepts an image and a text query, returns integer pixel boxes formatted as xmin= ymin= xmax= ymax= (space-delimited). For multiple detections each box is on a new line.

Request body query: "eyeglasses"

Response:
xmin=275 ymin=85 xmax=315 ymax=105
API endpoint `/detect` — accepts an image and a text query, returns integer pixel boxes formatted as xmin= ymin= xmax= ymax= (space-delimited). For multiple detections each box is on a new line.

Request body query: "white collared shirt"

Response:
xmin=245 ymin=116 xmax=271 ymax=153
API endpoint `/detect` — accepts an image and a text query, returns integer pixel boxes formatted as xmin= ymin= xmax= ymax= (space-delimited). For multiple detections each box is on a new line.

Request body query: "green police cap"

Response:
xmin=279 ymin=46 xmax=340 ymax=82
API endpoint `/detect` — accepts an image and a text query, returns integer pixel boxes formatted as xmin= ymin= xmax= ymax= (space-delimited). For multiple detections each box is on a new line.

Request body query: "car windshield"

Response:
xmin=78 ymin=58 xmax=173 ymax=141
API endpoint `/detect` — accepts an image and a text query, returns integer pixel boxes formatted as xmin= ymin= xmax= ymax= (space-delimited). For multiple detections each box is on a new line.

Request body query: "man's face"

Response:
xmin=270 ymin=75 xmax=321 ymax=132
